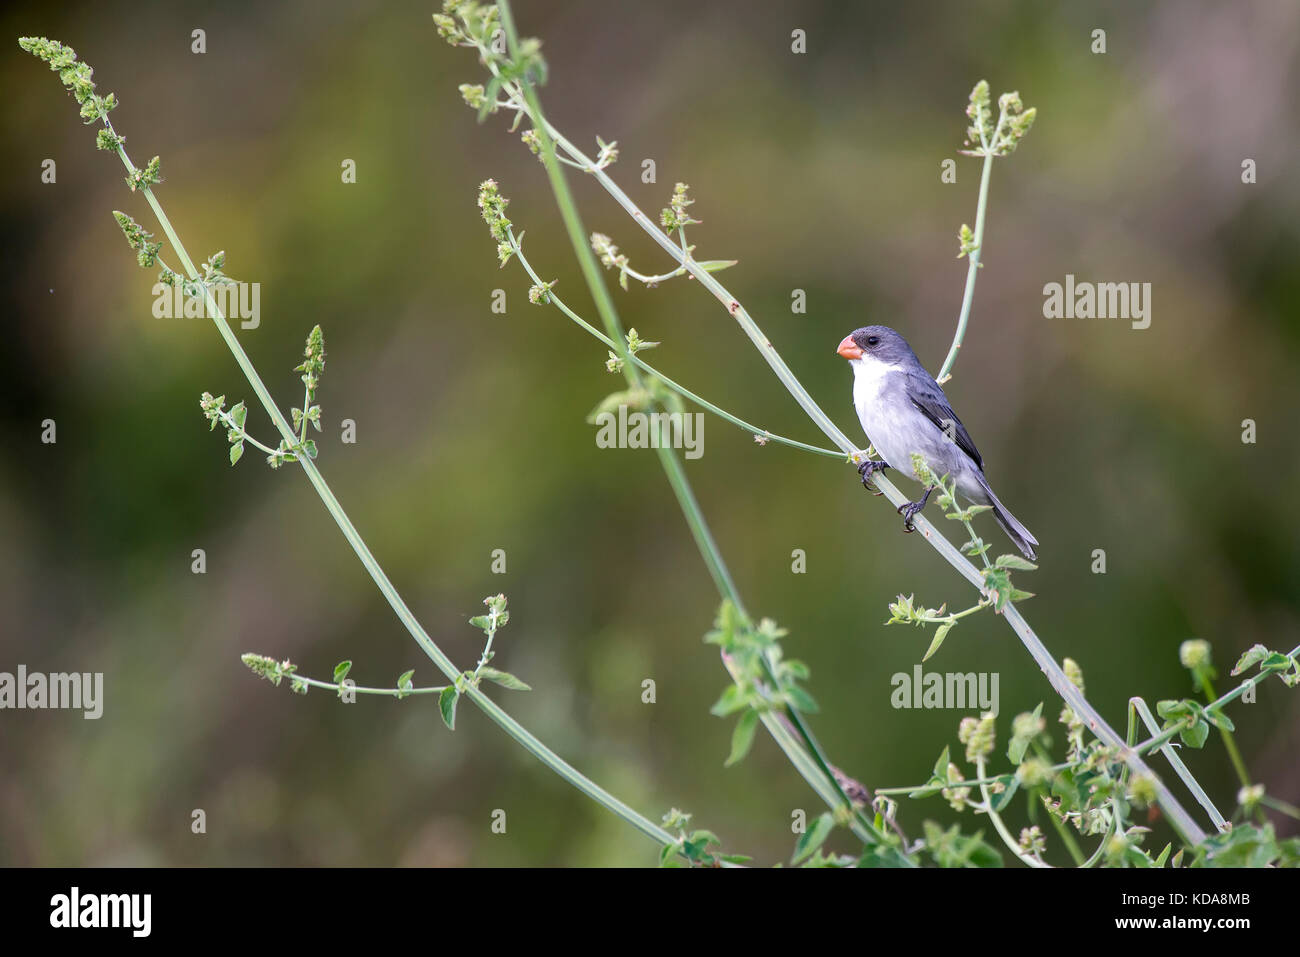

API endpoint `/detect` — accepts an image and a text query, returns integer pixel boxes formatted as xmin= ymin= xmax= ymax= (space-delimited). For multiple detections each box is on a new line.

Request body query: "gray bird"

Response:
xmin=836 ymin=325 xmax=1038 ymax=560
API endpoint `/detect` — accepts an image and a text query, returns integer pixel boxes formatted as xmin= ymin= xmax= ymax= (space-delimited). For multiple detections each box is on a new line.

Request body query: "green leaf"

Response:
xmin=478 ymin=666 xmax=531 ymax=691
xmin=658 ymin=843 xmax=678 ymax=868
xmin=1007 ymin=702 xmax=1043 ymax=765
xmin=710 ymin=684 xmax=749 ymax=717
xmin=333 ymin=660 xmax=352 ymax=683
xmin=396 ymin=669 xmax=415 ymax=698
xmin=1260 ymin=652 xmax=1293 ymax=674
xmin=994 ymin=554 xmax=1037 ymax=571
xmin=1204 ymin=706 xmax=1235 ymax=732
xmin=991 ymin=775 xmax=1020 ymax=813
xmin=792 ymin=812 xmax=835 ymax=865
xmin=785 ymin=685 xmax=820 ymax=714
xmin=477 ymin=75 xmax=502 ymax=122
xmin=907 ymin=780 xmax=946 ymax=799
xmin=1154 ymin=843 xmax=1171 ymax=868
xmin=933 ymin=745 xmax=951 ymax=780
xmin=230 ymin=401 xmax=247 ymax=429
xmin=922 ymin=621 xmax=954 ymax=662
xmin=301 ymin=439 xmax=318 ymax=459
xmin=1231 ymin=644 xmax=1271 ymax=676
xmin=1180 ymin=719 xmax=1209 ymax=749
xmin=725 ymin=709 xmax=759 ymax=767
xmin=698 ymin=259 xmax=739 ymax=273
xmin=229 ymin=442 xmax=244 ymax=466
xmin=439 ymin=687 xmax=459 ymax=730
xmin=689 ymin=829 xmax=722 ymax=847
xmin=1156 ymin=699 xmax=1186 ymax=720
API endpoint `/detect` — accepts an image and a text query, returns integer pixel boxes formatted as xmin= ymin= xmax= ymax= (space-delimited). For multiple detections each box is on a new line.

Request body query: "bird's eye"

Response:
xmin=866 ymin=336 xmax=880 ymax=347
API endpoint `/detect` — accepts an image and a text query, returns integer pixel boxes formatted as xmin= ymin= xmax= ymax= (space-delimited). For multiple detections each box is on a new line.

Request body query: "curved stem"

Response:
xmin=286 ymin=674 xmax=447 ymax=697
xmin=976 ymin=756 xmax=1049 ymax=868
xmin=107 ymin=147 xmax=677 ymax=850
xmin=508 ymin=229 xmax=840 ymax=457
xmin=936 ymin=149 xmax=995 ymax=384
xmin=1130 ymin=697 xmax=1227 ymax=835
xmin=1195 ymin=672 xmax=1251 ymax=789
xmin=496 ymin=0 xmax=891 ymax=851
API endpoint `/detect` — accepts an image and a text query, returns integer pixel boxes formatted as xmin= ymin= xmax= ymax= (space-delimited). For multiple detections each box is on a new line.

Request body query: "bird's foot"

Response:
xmin=897 ymin=485 xmax=936 ymax=532
xmin=857 ymin=459 xmax=889 ymax=495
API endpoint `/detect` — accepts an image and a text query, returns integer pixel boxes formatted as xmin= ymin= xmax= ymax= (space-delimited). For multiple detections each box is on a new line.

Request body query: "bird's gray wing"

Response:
xmin=903 ymin=370 xmax=983 ymax=470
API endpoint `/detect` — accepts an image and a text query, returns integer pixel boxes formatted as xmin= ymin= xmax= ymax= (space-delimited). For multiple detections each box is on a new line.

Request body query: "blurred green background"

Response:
xmin=2 ymin=0 xmax=1297 ymax=866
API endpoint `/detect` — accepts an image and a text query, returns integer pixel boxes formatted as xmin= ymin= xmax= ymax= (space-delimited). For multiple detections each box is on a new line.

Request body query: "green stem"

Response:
xmin=936 ymin=149 xmax=995 ymax=384
xmin=496 ymin=0 xmax=891 ymax=850
xmin=1130 ymin=697 xmax=1227 ymax=836
xmin=289 ymin=674 xmax=447 ymax=697
xmin=106 ymin=146 xmax=677 ymax=851
xmin=1126 ymin=646 xmax=1299 ymax=758
xmin=508 ymin=230 xmax=839 ymax=457
xmin=1031 ymin=742 xmax=1087 ymax=865
xmin=215 ymin=408 xmax=277 ymax=456
xmin=976 ymin=756 xmax=1048 ymax=868
xmin=1260 ymin=795 xmax=1300 ymax=821
xmin=1195 ymin=672 xmax=1251 ymax=789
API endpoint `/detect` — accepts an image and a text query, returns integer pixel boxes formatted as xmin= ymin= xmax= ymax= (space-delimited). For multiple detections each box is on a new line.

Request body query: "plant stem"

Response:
xmin=106 ymin=146 xmax=677 ymax=851
xmin=936 ymin=149 xmax=995 ymax=384
xmin=1130 ymin=697 xmax=1227 ymax=836
xmin=1029 ymin=741 xmax=1087 ymax=865
xmin=496 ymin=0 xmax=891 ymax=850
xmin=290 ymin=674 xmax=447 ymax=697
xmin=1126 ymin=645 xmax=1300 ymax=758
xmin=508 ymin=230 xmax=840 ymax=457
xmin=1195 ymin=672 xmax=1251 ymax=789
xmin=976 ymin=756 xmax=1049 ymax=868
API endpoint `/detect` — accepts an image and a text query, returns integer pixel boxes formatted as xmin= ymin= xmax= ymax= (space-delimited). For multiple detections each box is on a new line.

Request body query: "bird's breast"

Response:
xmin=850 ymin=361 xmax=920 ymax=470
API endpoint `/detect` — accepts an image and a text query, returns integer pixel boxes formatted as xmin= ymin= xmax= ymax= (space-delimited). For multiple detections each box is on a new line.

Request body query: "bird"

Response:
xmin=836 ymin=325 xmax=1038 ymax=560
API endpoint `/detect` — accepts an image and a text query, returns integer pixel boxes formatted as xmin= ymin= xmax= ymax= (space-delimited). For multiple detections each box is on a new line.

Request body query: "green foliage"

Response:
xmin=704 ymin=600 xmax=818 ymax=769
xmin=658 ymin=808 xmax=750 ymax=868
xmin=18 ymin=36 xmax=118 ymax=132
xmin=962 ymin=81 xmax=1036 ymax=157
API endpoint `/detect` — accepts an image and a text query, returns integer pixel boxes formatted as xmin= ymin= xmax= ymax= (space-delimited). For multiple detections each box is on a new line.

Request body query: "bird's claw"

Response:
xmin=896 ymin=486 xmax=935 ymax=533
xmin=857 ymin=459 xmax=888 ymax=495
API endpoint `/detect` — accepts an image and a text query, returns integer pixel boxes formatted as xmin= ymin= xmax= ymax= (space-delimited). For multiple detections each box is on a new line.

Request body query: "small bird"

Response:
xmin=836 ymin=325 xmax=1038 ymax=560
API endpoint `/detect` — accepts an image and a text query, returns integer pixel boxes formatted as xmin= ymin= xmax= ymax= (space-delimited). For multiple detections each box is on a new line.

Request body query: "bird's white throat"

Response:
xmin=850 ymin=357 xmax=904 ymax=411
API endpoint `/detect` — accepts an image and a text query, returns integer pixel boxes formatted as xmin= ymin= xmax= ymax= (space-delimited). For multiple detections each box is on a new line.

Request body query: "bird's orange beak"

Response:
xmin=836 ymin=334 xmax=863 ymax=359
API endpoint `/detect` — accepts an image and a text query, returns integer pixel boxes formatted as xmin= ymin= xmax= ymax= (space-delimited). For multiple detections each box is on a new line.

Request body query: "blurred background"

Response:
xmin=2 ymin=0 xmax=1297 ymax=866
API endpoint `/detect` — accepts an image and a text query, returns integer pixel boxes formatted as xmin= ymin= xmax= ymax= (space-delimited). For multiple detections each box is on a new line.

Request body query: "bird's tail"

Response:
xmin=977 ymin=476 xmax=1038 ymax=561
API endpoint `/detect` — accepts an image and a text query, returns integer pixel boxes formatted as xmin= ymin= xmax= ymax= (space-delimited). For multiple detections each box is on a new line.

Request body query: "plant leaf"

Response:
xmin=725 ymin=709 xmax=759 ymax=767
xmin=478 ymin=666 xmax=531 ymax=691
xmin=439 ymin=687 xmax=459 ymax=730
xmin=922 ymin=621 xmax=954 ymax=662
xmin=792 ymin=812 xmax=835 ymax=865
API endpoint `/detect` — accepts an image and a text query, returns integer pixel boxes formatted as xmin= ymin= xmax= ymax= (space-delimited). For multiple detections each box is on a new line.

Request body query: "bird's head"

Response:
xmin=835 ymin=325 xmax=916 ymax=366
